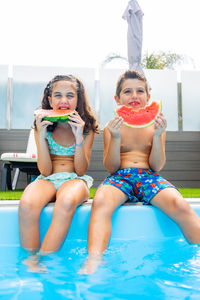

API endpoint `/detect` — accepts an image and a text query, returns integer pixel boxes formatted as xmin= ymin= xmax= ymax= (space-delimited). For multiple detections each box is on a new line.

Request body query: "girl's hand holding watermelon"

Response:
xmin=35 ymin=113 xmax=53 ymax=139
xmin=68 ymin=110 xmax=85 ymax=142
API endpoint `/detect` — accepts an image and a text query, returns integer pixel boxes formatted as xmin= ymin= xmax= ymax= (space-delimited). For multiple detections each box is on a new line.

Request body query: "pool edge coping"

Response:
xmin=1 ymin=198 xmax=200 ymax=207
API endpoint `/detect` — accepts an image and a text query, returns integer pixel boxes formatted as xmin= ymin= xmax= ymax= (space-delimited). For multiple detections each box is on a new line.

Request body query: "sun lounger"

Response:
xmin=0 ymin=129 xmax=39 ymax=191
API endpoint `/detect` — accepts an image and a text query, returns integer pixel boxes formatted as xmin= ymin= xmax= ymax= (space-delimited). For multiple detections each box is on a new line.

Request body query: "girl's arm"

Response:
xmin=68 ymin=111 xmax=94 ymax=176
xmin=34 ymin=115 xmax=53 ymax=176
xmin=103 ymin=116 xmax=124 ymax=174
xmin=74 ymin=130 xmax=94 ymax=176
xmin=149 ymin=113 xmax=167 ymax=172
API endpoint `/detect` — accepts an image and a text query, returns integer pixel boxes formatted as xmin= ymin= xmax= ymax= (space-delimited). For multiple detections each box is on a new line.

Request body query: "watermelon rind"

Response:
xmin=43 ymin=114 xmax=71 ymax=123
xmin=34 ymin=109 xmax=74 ymax=123
xmin=114 ymin=101 xmax=162 ymax=129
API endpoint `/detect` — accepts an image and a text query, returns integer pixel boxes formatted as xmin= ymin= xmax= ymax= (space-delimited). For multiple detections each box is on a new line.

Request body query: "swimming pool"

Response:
xmin=0 ymin=201 xmax=200 ymax=299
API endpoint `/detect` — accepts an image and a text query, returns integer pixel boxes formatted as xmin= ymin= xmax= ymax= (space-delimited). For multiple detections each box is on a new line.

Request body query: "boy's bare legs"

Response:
xmin=19 ymin=180 xmax=56 ymax=251
xmin=79 ymin=185 xmax=128 ymax=274
xmin=79 ymin=186 xmax=200 ymax=275
xmin=151 ymin=188 xmax=200 ymax=244
xmin=40 ymin=179 xmax=89 ymax=252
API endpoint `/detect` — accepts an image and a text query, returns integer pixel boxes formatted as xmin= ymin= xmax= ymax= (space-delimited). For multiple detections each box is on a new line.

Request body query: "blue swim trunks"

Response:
xmin=100 ymin=168 xmax=176 ymax=205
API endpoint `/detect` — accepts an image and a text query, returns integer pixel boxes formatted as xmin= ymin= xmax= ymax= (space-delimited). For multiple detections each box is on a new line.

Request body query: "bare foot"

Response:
xmin=23 ymin=254 xmax=47 ymax=273
xmin=78 ymin=254 xmax=103 ymax=275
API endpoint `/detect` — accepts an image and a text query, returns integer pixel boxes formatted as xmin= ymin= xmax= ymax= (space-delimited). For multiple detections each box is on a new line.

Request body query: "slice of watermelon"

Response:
xmin=115 ymin=101 xmax=161 ymax=128
xmin=34 ymin=109 xmax=74 ymax=123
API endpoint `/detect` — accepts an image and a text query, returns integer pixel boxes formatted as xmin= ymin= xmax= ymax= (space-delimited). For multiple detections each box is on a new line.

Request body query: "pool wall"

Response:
xmin=1 ymin=202 xmax=200 ymax=246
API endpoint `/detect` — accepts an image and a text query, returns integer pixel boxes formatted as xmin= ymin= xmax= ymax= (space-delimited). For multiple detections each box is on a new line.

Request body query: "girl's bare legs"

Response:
xmin=19 ymin=180 xmax=56 ymax=251
xmin=40 ymin=179 xmax=89 ymax=252
xmin=151 ymin=188 xmax=200 ymax=244
xmin=20 ymin=179 xmax=88 ymax=272
xmin=79 ymin=185 xmax=128 ymax=274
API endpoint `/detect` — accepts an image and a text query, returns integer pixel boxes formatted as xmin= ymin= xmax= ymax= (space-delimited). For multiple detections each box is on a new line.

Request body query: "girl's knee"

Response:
xmin=20 ymin=194 xmax=36 ymax=211
xmin=56 ymin=182 xmax=89 ymax=212
xmin=19 ymin=197 xmax=40 ymax=221
xmin=19 ymin=191 xmax=44 ymax=215
xmin=55 ymin=195 xmax=79 ymax=213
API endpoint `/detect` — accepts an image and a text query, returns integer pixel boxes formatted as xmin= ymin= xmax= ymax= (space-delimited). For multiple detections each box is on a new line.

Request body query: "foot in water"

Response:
xmin=23 ymin=251 xmax=51 ymax=273
xmin=78 ymin=254 xmax=103 ymax=275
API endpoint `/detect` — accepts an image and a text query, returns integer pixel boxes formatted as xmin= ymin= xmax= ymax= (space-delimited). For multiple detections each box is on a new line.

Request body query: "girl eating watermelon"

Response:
xmin=79 ymin=70 xmax=200 ymax=274
xmin=19 ymin=75 xmax=99 ymax=270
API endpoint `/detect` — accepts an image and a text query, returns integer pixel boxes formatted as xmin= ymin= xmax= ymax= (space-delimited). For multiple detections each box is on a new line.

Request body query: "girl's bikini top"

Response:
xmin=46 ymin=131 xmax=75 ymax=156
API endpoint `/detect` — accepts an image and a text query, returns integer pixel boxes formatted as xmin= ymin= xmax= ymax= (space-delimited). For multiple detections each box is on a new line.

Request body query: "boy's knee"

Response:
xmin=92 ymin=192 xmax=109 ymax=213
xmin=170 ymin=196 xmax=191 ymax=216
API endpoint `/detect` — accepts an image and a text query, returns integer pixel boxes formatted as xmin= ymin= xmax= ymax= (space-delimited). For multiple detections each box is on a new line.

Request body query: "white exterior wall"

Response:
xmin=99 ymin=68 xmax=178 ymax=130
xmin=181 ymin=71 xmax=200 ymax=131
xmin=11 ymin=66 xmax=95 ymax=129
xmin=145 ymin=69 xmax=178 ymax=131
xmin=0 ymin=66 xmax=199 ymax=131
xmin=0 ymin=65 xmax=8 ymax=129
xmin=99 ymin=68 xmax=126 ymax=129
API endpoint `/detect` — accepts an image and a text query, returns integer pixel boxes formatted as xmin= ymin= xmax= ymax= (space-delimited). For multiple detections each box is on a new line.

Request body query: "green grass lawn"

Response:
xmin=0 ymin=188 xmax=200 ymax=200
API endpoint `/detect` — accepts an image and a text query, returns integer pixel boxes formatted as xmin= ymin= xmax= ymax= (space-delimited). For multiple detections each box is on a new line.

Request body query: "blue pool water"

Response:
xmin=0 ymin=203 xmax=200 ymax=299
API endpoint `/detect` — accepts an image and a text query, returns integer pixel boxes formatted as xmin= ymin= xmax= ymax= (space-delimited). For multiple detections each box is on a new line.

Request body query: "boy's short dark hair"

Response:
xmin=116 ymin=70 xmax=150 ymax=98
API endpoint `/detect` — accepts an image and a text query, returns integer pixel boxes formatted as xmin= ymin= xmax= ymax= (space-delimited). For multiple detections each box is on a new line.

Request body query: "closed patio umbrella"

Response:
xmin=123 ymin=0 xmax=144 ymax=74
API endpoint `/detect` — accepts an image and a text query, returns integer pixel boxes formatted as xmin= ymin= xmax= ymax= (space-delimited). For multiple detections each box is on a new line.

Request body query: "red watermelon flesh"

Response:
xmin=115 ymin=101 xmax=161 ymax=128
xmin=34 ymin=109 xmax=74 ymax=123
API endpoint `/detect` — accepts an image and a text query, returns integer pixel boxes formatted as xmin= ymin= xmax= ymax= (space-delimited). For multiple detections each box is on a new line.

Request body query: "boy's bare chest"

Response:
xmin=120 ymin=126 xmax=154 ymax=153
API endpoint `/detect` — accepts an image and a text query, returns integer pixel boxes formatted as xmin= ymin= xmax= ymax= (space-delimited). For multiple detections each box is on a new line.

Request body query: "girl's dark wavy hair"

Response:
xmin=35 ymin=75 xmax=100 ymax=134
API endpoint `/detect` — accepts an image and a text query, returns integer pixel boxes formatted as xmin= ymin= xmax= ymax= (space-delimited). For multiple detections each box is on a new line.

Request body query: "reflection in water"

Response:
xmin=0 ymin=238 xmax=200 ymax=299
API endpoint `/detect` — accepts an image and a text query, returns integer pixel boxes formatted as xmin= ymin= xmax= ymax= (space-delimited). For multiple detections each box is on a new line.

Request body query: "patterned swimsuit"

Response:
xmin=100 ymin=167 xmax=176 ymax=205
xmin=36 ymin=131 xmax=93 ymax=190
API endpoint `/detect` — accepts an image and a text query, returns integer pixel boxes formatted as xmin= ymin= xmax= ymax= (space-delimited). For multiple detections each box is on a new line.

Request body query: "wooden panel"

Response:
xmin=166 ymin=142 xmax=200 ymax=152
xmin=163 ymin=161 xmax=200 ymax=171
xmin=166 ymin=131 xmax=200 ymax=141
xmin=0 ymin=130 xmax=200 ymax=189
xmin=169 ymin=181 xmax=200 ymax=188
xmin=0 ymin=129 xmax=29 ymax=152
xmin=166 ymin=152 xmax=200 ymax=161
xmin=160 ymin=171 xmax=200 ymax=181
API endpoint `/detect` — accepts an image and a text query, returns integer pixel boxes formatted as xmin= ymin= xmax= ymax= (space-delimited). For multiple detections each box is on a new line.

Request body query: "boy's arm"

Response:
xmin=149 ymin=113 xmax=167 ymax=172
xmin=103 ymin=116 xmax=124 ymax=174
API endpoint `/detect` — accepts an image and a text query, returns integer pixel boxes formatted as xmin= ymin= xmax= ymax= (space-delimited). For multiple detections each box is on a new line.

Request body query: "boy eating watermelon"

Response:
xmin=79 ymin=70 xmax=200 ymax=274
